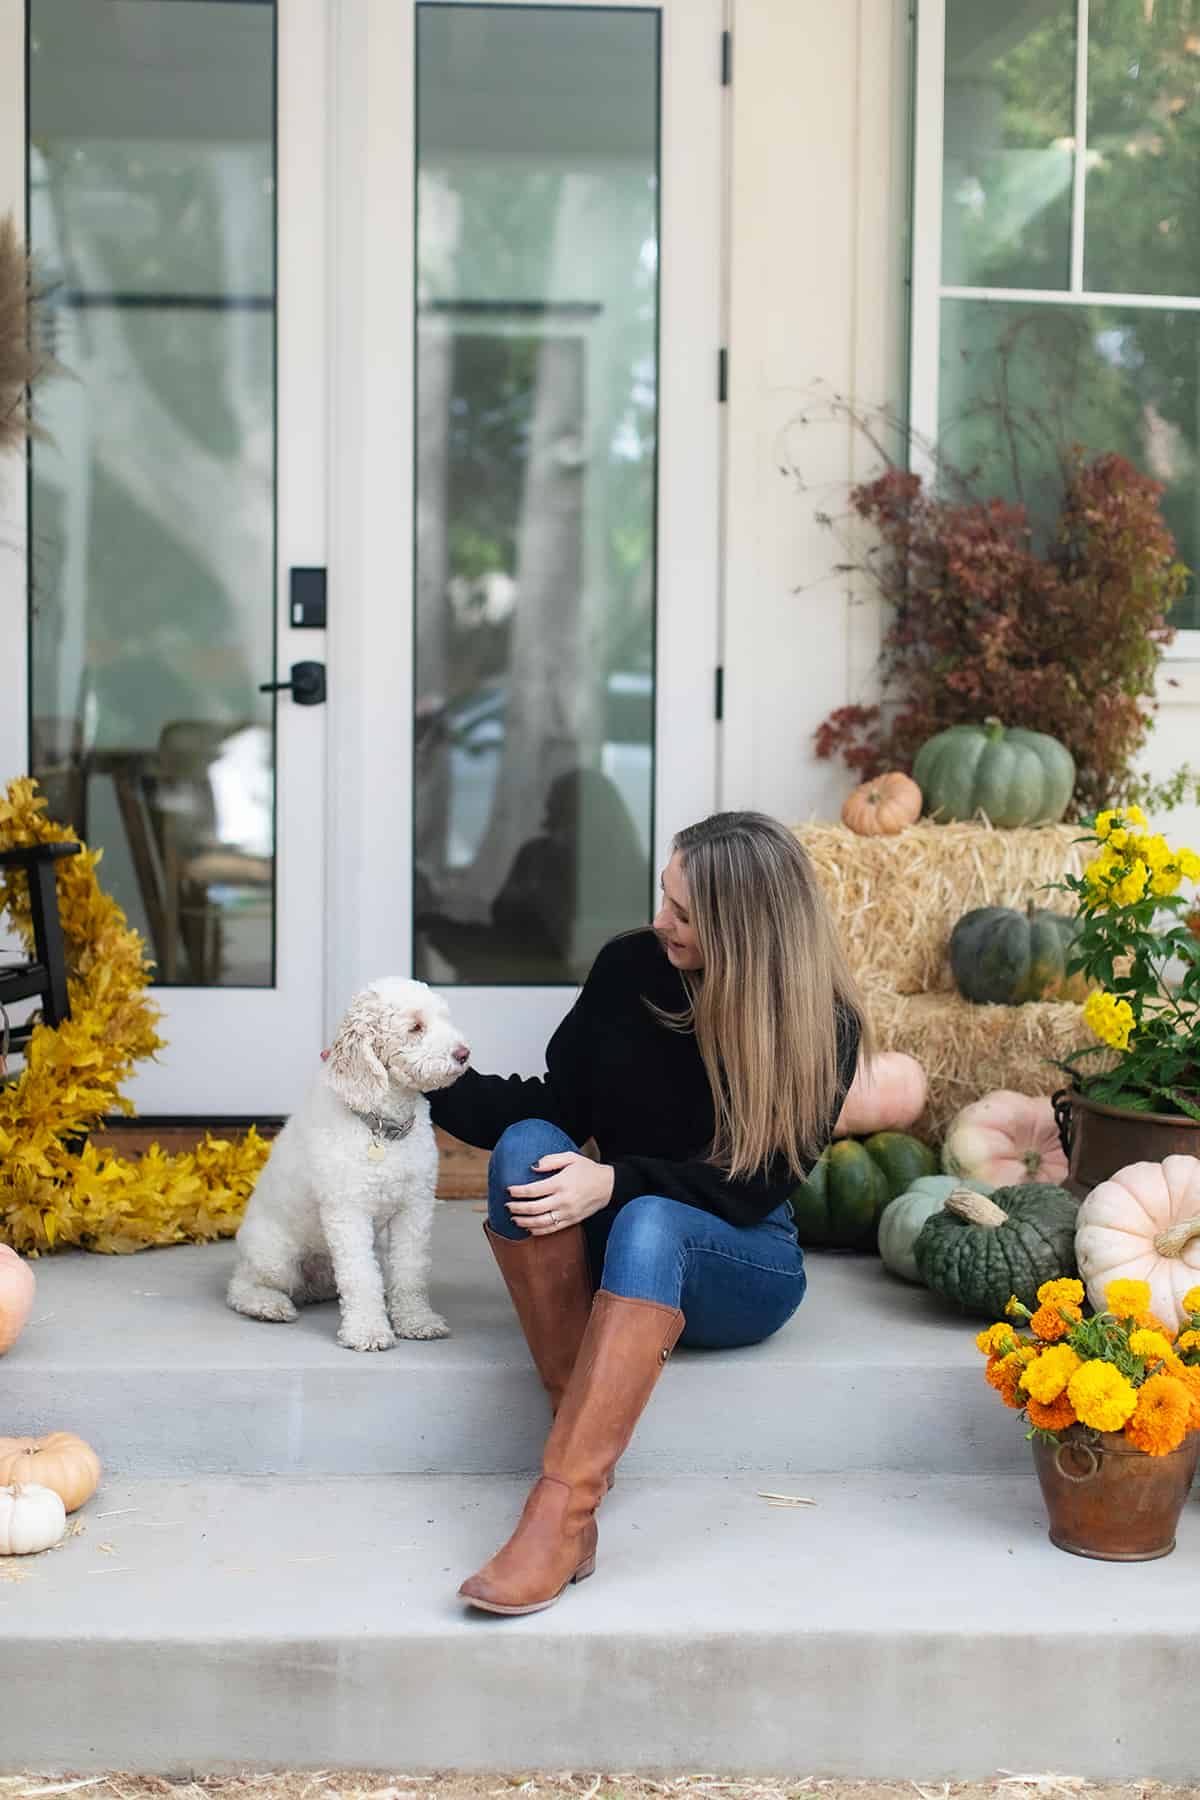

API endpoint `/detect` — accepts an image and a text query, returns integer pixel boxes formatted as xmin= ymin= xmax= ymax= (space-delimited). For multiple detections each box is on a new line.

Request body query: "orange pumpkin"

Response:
xmin=0 ymin=1433 xmax=101 ymax=1513
xmin=841 ymin=772 xmax=922 ymax=837
xmin=0 ymin=1246 xmax=35 ymax=1355
xmin=834 ymin=1052 xmax=928 ymax=1138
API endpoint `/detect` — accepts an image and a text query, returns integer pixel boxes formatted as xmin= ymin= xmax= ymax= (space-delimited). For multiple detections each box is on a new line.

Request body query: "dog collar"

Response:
xmin=362 ymin=1112 xmax=416 ymax=1144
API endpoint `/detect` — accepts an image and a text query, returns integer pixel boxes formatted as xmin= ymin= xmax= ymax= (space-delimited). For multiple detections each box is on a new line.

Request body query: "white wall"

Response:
xmin=721 ymin=0 xmax=911 ymax=827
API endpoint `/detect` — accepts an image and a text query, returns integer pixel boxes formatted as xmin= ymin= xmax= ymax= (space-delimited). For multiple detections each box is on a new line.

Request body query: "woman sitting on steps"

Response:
xmin=430 ymin=809 xmax=868 ymax=1615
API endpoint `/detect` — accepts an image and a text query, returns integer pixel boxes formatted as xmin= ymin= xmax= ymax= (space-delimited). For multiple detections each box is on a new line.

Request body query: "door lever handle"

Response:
xmin=259 ymin=660 xmax=326 ymax=706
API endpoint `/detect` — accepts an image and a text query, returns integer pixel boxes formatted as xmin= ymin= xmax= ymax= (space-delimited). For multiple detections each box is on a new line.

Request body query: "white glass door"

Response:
xmin=329 ymin=0 xmax=723 ymax=1073
xmin=1 ymin=0 xmax=327 ymax=1114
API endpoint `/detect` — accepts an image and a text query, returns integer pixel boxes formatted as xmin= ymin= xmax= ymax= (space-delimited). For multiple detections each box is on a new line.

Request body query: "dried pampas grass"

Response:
xmin=795 ymin=819 xmax=1088 ymax=998
xmin=0 ymin=212 xmax=53 ymax=456
xmin=866 ymin=989 xmax=1099 ymax=1142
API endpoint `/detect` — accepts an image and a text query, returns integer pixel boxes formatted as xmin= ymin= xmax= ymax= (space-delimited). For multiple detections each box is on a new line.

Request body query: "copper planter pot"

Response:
xmin=1053 ymin=1087 xmax=1200 ymax=1199
xmin=1032 ymin=1426 xmax=1200 ymax=1561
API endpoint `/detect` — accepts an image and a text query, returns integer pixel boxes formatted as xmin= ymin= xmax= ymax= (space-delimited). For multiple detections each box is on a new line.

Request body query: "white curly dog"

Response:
xmin=226 ymin=978 xmax=469 ymax=1350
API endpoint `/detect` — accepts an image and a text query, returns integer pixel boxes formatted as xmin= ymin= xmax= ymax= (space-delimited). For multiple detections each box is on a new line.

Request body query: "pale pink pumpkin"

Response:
xmin=941 ymin=1090 xmax=1068 ymax=1187
xmin=0 ymin=1246 xmax=35 ymax=1356
xmin=1076 ymin=1156 xmax=1200 ymax=1330
xmin=834 ymin=1052 xmax=927 ymax=1138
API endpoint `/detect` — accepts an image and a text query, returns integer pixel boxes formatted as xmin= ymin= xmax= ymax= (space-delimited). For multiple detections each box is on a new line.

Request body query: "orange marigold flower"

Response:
xmin=1030 ymin=1302 xmax=1082 ymax=1343
xmin=1025 ymin=1391 xmax=1077 ymax=1432
xmin=986 ymin=1350 xmax=1030 ymax=1410
xmin=1174 ymin=1364 xmax=1200 ymax=1430
xmin=1133 ymin=1311 xmax=1175 ymax=1338
xmin=1125 ymin=1373 xmax=1194 ymax=1457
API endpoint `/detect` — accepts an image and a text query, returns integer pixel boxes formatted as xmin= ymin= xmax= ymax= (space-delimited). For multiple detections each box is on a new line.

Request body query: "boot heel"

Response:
xmin=571 ymin=1553 xmax=597 ymax=1584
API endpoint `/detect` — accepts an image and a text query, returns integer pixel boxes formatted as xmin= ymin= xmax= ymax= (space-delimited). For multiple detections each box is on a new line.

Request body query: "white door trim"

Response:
xmin=0 ymin=0 xmax=28 ymax=794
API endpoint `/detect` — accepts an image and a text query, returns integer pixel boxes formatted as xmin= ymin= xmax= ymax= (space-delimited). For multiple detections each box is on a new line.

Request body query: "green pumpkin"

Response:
xmin=913 ymin=1182 xmax=1079 ymax=1318
xmin=790 ymin=1131 xmax=938 ymax=1250
xmin=913 ymin=721 xmax=1075 ymax=828
xmin=950 ymin=903 xmax=1083 ymax=1005
xmin=877 ymin=1173 xmax=994 ymax=1283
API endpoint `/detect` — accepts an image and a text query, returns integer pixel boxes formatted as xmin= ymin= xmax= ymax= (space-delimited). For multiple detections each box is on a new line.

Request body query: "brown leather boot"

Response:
xmin=484 ymin=1221 xmax=595 ymax=1414
xmin=458 ymin=1290 xmax=685 ymax=1615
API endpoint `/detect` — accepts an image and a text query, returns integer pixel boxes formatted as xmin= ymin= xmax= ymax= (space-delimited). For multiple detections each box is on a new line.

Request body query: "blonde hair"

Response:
xmin=664 ymin=812 xmax=871 ymax=1181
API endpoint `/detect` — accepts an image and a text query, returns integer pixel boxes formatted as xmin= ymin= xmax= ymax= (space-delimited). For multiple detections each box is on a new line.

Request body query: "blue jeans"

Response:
xmin=486 ymin=1119 xmax=806 ymax=1350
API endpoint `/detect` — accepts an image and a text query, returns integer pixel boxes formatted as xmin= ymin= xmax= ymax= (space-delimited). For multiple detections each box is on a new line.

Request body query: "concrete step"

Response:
xmin=7 ymin=1205 xmax=1014 ymax=1477
xmin=2 ymin=1470 xmax=1197 ymax=1778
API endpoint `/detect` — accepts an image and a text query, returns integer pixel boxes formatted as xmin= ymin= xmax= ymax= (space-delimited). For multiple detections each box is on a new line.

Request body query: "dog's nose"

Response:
xmin=453 ymin=1043 xmax=470 ymax=1065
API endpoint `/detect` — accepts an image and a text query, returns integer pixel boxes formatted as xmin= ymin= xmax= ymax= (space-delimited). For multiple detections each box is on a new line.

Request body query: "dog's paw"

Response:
xmin=227 ymin=1287 xmax=299 ymax=1324
xmin=337 ymin=1319 xmax=397 ymax=1352
xmin=392 ymin=1308 xmax=451 ymax=1341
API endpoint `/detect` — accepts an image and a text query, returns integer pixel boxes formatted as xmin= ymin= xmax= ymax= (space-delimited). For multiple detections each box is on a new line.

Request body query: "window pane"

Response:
xmin=939 ymin=297 xmax=1200 ymax=629
xmin=413 ymin=5 xmax=658 ymax=986
xmin=1085 ymin=0 xmax=1200 ymax=297
xmin=943 ymin=0 xmax=1077 ymax=289
xmin=28 ymin=0 xmax=276 ymax=987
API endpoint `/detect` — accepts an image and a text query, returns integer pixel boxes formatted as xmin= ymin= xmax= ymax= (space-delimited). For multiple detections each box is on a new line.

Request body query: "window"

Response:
xmin=913 ymin=0 xmax=1200 ymax=643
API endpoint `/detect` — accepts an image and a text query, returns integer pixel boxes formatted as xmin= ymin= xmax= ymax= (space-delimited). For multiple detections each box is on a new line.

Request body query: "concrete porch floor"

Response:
xmin=2 ymin=1205 xmax=1198 ymax=1777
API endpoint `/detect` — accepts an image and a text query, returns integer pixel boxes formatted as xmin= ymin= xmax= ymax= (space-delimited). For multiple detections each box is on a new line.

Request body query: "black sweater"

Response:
xmin=429 ymin=928 xmax=861 ymax=1229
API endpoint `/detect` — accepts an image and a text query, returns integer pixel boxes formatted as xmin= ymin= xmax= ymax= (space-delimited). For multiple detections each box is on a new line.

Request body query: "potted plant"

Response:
xmin=980 ymin=1276 xmax=1200 ymax=1560
xmin=1047 ymin=806 xmax=1200 ymax=1189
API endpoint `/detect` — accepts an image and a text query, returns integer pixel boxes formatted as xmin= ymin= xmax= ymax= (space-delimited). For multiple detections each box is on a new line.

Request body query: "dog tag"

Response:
xmin=367 ymin=1139 xmax=386 ymax=1163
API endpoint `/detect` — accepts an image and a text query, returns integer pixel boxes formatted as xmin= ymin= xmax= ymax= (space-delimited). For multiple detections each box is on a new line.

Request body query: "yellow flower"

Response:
xmin=1129 ymin=1328 xmax=1175 ymax=1366
xmin=1125 ymin=1373 xmax=1194 ymax=1457
xmin=1176 ymin=1329 xmax=1200 ymax=1355
xmin=1084 ymin=848 xmax=1120 ymax=889
xmin=1125 ymin=805 xmax=1148 ymax=829
xmin=1005 ymin=1294 xmax=1030 ymax=1320
xmin=1111 ymin=860 xmax=1150 ymax=907
xmin=1151 ymin=869 xmax=1182 ymax=898
xmin=1021 ymin=1343 xmax=1082 ymax=1404
xmin=1094 ymin=810 xmax=1119 ymax=840
xmin=1037 ymin=1277 xmax=1085 ymax=1308
xmin=1139 ymin=834 xmax=1172 ymax=872
xmin=1179 ymin=848 xmax=1200 ymax=883
xmin=1084 ymin=990 xmax=1135 ymax=1051
xmin=1067 ymin=1361 xmax=1139 ymax=1432
xmin=1106 ymin=1279 xmax=1153 ymax=1319
xmin=986 ymin=1350 xmax=1033 ymax=1409
xmin=1181 ymin=1286 xmax=1200 ymax=1315
xmin=976 ymin=1323 xmax=1017 ymax=1358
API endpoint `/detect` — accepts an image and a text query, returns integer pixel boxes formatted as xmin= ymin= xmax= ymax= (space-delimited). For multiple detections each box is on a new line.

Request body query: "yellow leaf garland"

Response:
xmin=1 ymin=777 xmax=269 ymax=1253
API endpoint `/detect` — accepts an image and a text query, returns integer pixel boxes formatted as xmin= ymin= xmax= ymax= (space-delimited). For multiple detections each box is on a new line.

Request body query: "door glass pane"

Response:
xmin=27 ymin=0 xmax=276 ymax=987
xmin=942 ymin=0 xmax=1077 ymax=290
xmin=1085 ymin=0 xmax=1200 ymax=298
xmin=413 ymin=4 xmax=658 ymax=986
xmin=939 ymin=296 xmax=1200 ymax=629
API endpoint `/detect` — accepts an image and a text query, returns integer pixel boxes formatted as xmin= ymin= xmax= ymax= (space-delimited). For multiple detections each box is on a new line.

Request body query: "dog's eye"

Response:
xmin=407 ymin=1019 xmax=425 ymax=1037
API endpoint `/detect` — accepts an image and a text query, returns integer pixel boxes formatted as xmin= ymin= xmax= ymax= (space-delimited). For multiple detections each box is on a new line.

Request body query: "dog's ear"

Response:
xmin=324 ymin=993 xmax=389 ymax=1111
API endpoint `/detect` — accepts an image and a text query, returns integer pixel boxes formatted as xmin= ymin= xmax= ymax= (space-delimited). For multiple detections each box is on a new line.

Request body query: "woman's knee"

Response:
xmin=487 ymin=1119 xmax=575 ymax=1235
xmin=601 ymin=1194 xmax=687 ymax=1302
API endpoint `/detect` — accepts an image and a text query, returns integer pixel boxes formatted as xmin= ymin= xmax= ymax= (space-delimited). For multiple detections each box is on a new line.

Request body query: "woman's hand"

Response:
xmin=507 ymin=1153 xmax=615 ymax=1235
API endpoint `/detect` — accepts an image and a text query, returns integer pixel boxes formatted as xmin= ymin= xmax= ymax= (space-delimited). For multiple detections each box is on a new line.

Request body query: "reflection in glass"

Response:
xmin=1085 ymin=0 xmax=1200 ymax=298
xmin=942 ymin=0 xmax=1076 ymax=290
xmin=27 ymin=0 xmax=276 ymax=985
xmin=939 ymin=298 xmax=1200 ymax=629
xmin=413 ymin=5 xmax=659 ymax=985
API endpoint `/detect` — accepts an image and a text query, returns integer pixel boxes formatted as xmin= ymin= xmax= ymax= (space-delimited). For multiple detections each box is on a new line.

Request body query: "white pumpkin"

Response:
xmin=1076 ymin=1155 xmax=1200 ymax=1330
xmin=941 ymin=1090 xmax=1068 ymax=1187
xmin=0 ymin=1482 xmax=67 ymax=1555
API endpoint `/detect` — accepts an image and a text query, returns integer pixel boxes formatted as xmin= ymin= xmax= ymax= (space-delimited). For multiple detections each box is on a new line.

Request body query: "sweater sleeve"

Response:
xmin=607 ymin=1004 xmax=863 ymax=1229
xmin=427 ymin=991 xmax=593 ymax=1151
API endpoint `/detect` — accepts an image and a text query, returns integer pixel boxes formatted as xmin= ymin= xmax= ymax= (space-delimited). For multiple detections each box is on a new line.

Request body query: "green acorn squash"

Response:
xmin=949 ymin=903 xmax=1084 ymax=1005
xmin=790 ymin=1131 xmax=938 ymax=1250
xmin=877 ymin=1172 xmax=993 ymax=1284
xmin=913 ymin=1182 xmax=1079 ymax=1318
xmin=912 ymin=720 xmax=1075 ymax=828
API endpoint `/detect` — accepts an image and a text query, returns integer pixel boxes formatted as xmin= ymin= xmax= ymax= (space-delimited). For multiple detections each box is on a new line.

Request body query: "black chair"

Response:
xmin=0 ymin=842 xmax=82 ymax=1061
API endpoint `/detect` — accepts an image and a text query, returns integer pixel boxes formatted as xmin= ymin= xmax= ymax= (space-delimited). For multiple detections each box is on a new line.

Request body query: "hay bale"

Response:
xmin=796 ymin=819 xmax=1088 ymax=997
xmin=866 ymin=988 xmax=1100 ymax=1143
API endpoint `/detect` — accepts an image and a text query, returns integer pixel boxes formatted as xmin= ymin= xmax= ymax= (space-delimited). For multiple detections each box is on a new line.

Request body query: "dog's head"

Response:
xmin=324 ymin=978 xmax=470 ymax=1112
